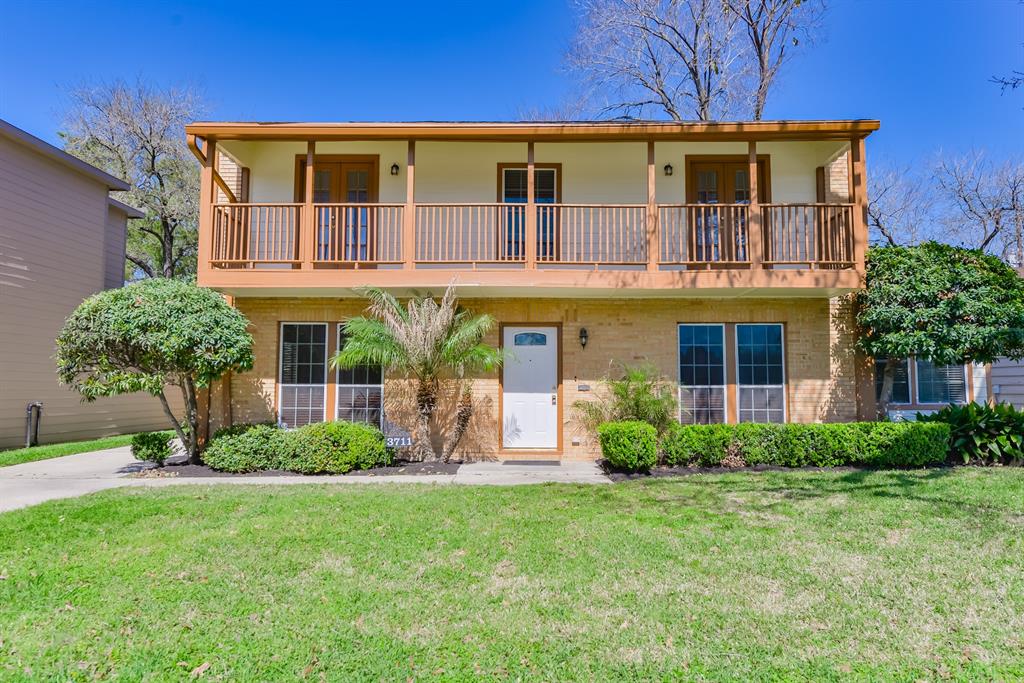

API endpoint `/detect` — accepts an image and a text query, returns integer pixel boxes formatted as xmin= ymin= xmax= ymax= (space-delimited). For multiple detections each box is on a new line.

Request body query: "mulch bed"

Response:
xmin=131 ymin=459 xmax=462 ymax=479
xmin=600 ymin=460 xmax=865 ymax=482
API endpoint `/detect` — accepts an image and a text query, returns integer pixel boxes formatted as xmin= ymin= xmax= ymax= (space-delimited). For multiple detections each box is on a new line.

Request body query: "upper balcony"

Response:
xmin=187 ymin=120 xmax=878 ymax=297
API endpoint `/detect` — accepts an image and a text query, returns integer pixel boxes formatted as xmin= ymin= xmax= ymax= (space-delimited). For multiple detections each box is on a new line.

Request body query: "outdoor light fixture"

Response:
xmin=663 ymin=163 xmax=674 ymax=176
xmin=579 ymin=327 xmax=589 ymax=349
xmin=390 ymin=163 xmax=400 ymax=176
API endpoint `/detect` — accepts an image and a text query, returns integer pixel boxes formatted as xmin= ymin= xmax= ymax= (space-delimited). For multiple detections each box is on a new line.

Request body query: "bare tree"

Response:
xmin=61 ymin=81 xmax=204 ymax=279
xmin=569 ymin=0 xmax=747 ymax=120
xmin=568 ymin=0 xmax=823 ymax=121
xmin=934 ymin=152 xmax=1024 ymax=265
xmin=866 ymin=163 xmax=933 ymax=247
xmin=724 ymin=0 xmax=824 ymax=120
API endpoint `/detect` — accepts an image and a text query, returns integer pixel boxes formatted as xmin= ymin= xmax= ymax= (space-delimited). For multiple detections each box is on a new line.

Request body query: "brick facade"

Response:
xmin=217 ymin=296 xmax=860 ymax=460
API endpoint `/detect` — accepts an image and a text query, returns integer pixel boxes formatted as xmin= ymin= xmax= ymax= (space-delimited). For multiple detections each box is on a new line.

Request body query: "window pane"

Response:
xmin=503 ymin=169 xmax=527 ymax=203
xmin=875 ymin=358 xmax=911 ymax=404
xmin=279 ymin=324 xmax=328 ymax=427
xmin=678 ymin=324 xmax=726 ymax=424
xmin=916 ymin=360 xmax=966 ymax=404
xmin=336 ymin=329 xmax=384 ymax=426
xmin=737 ymin=324 xmax=786 ymax=423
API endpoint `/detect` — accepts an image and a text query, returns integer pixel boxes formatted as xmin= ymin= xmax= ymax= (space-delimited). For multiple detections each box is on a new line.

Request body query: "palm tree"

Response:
xmin=332 ymin=283 xmax=502 ymax=462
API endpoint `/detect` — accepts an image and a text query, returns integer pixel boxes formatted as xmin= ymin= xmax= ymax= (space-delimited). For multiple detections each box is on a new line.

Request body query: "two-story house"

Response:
xmin=187 ymin=119 xmax=884 ymax=459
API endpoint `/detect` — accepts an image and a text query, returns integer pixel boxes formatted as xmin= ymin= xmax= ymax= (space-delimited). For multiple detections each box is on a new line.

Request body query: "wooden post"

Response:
xmin=850 ymin=137 xmax=868 ymax=274
xmin=403 ymin=140 xmax=416 ymax=269
xmin=525 ymin=141 xmax=536 ymax=269
xmin=197 ymin=137 xmax=216 ymax=280
xmin=646 ymin=140 xmax=658 ymax=272
xmin=746 ymin=141 xmax=763 ymax=269
xmin=301 ymin=141 xmax=316 ymax=269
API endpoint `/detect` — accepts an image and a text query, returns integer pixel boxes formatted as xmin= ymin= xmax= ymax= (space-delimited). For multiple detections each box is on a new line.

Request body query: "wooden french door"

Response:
xmin=687 ymin=159 xmax=768 ymax=263
xmin=297 ymin=156 xmax=379 ymax=263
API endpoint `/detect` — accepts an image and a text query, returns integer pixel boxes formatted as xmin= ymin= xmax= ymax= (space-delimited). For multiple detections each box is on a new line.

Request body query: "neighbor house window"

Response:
xmin=915 ymin=359 xmax=967 ymax=405
xmin=678 ymin=324 xmax=726 ymax=424
xmin=336 ymin=328 xmax=384 ymax=426
xmin=279 ymin=323 xmax=327 ymax=428
xmin=736 ymin=323 xmax=786 ymax=423
xmin=874 ymin=358 xmax=911 ymax=404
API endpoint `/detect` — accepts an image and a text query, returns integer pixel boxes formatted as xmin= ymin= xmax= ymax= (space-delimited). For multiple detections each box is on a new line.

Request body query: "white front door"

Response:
xmin=502 ymin=326 xmax=559 ymax=449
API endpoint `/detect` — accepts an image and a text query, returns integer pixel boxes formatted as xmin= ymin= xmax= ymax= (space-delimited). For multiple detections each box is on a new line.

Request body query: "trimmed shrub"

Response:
xmin=210 ymin=421 xmax=275 ymax=441
xmin=278 ymin=421 xmax=390 ymax=474
xmin=659 ymin=422 xmax=950 ymax=469
xmin=202 ymin=424 xmax=284 ymax=473
xmin=918 ymin=403 xmax=1024 ymax=465
xmin=598 ymin=421 xmax=657 ymax=472
xmin=131 ymin=431 xmax=174 ymax=465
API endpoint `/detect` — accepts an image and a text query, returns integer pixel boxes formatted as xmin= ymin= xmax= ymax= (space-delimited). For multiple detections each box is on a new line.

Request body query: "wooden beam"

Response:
xmin=404 ymin=140 xmax=415 ymax=268
xmin=646 ymin=141 xmax=658 ymax=272
xmin=850 ymin=137 xmax=868 ymax=275
xmin=525 ymin=142 xmax=536 ymax=269
xmin=197 ymin=138 xmax=216 ymax=282
xmin=747 ymin=141 xmax=763 ymax=269
xmin=212 ymin=168 xmax=237 ymax=203
xmin=301 ymin=141 xmax=316 ymax=269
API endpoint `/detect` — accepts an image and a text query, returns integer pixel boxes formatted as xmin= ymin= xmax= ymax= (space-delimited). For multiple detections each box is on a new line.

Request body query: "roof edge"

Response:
xmin=108 ymin=196 xmax=145 ymax=219
xmin=0 ymin=118 xmax=130 ymax=191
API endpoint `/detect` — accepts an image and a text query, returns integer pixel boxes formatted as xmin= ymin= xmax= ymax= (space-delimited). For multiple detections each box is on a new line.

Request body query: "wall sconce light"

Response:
xmin=390 ymin=163 xmax=400 ymax=176
xmin=663 ymin=163 xmax=674 ymax=176
xmin=579 ymin=327 xmax=589 ymax=349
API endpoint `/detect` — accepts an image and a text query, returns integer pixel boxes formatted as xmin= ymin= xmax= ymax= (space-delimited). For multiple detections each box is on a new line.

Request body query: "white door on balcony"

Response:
xmin=502 ymin=326 xmax=559 ymax=449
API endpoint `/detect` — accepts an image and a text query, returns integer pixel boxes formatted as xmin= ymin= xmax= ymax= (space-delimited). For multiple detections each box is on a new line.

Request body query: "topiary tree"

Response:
xmin=856 ymin=242 xmax=1024 ymax=417
xmin=56 ymin=279 xmax=254 ymax=463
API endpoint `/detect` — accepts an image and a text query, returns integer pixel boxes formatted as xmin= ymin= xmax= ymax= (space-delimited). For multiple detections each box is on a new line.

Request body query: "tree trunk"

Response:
xmin=413 ymin=380 xmax=439 ymax=462
xmin=157 ymin=389 xmax=191 ymax=462
xmin=181 ymin=375 xmax=202 ymax=464
xmin=876 ymin=357 xmax=898 ymax=421
xmin=442 ymin=383 xmax=474 ymax=463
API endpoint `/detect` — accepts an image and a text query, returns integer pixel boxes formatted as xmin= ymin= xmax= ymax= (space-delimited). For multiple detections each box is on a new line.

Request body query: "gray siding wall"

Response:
xmin=992 ymin=358 xmax=1024 ymax=408
xmin=0 ymin=135 xmax=176 ymax=449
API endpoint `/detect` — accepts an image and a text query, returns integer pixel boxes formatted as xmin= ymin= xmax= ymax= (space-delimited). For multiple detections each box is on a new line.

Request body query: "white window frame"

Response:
xmin=335 ymin=325 xmax=385 ymax=428
xmin=677 ymin=323 xmax=728 ymax=424
xmin=735 ymin=322 xmax=788 ymax=423
xmin=277 ymin=321 xmax=329 ymax=427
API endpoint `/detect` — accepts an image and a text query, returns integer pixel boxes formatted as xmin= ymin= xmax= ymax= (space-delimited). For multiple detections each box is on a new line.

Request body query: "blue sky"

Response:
xmin=1 ymin=0 xmax=1021 ymax=167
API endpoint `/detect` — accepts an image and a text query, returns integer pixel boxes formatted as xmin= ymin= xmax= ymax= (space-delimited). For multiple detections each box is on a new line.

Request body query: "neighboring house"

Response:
xmin=187 ymin=119 xmax=880 ymax=459
xmin=874 ymin=357 xmax=989 ymax=419
xmin=0 ymin=119 xmax=173 ymax=449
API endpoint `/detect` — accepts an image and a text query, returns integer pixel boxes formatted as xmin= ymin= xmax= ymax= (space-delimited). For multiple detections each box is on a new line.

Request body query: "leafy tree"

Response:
xmin=333 ymin=284 xmax=502 ymax=462
xmin=856 ymin=242 xmax=1024 ymax=417
xmin=56 ymin=279 xmax=254 ymax=462
xmin=61 ymin=80 xmax=204 ymax=279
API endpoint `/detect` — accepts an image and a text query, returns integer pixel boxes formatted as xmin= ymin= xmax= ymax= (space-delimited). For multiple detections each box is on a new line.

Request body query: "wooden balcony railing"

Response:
xmin=761 ymin=203 xmax=855 ymax=268
xmin=658 ymin=204 xmax=750 ymax=266
xmin=314 ymin=203 xmax=404 ymax=266
xmin=207 ymin=202 xmax=858 ymax=273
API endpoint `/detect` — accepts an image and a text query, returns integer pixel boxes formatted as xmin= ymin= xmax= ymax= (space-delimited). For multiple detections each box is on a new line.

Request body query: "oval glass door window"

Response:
xmin=514 ymin=332 xmax=547 ymax=346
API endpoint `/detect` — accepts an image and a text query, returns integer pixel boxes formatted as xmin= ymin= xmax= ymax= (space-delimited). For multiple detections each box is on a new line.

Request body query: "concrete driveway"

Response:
xmin=0 ymin=448 xmax=609 ymax=513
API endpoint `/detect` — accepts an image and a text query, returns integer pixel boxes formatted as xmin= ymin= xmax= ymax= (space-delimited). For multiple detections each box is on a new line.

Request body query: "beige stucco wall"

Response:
xmin=223 ymin=295 xmax=859 ymax=461
xmin=220 ymin=139 xmax=850 ymax=206
xmin=0 ymin=134 xmax=175 ymax=449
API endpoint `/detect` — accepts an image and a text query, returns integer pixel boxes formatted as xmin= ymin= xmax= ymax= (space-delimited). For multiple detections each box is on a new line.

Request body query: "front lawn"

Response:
xmin=1 ymin=469 xmax=1022 ymax=680
xmin=0 ymin=434 xmax=135 ymax=468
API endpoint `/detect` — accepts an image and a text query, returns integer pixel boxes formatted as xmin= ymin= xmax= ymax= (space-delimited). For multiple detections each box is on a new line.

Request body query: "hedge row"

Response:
xmin=201 ymin=421 xmax=390 ymax=474
xmin=598 ymin=421 xmax=951 ymax=472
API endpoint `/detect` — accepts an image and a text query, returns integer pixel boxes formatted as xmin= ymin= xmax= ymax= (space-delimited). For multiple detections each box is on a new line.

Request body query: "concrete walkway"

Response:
xmin=0 ymin=447 xmax=610 ymax=513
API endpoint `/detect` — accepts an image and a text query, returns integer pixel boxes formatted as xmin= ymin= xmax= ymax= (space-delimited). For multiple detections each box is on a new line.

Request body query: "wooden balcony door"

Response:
xmin=687 ymin=159 xmax=768 ymax=263
xmin=297 ymin=156 xmax=379 ymax=263
xmin=499 ymin=165 xmax=560 ymax=261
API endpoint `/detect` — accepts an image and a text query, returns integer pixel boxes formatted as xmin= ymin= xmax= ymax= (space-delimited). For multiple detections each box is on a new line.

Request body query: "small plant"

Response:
xmin=203 ymin=424 xmax=284 ymax=473
xmin=575 ymin=362 xmax=677 ymax=435
xmin=918 ymin=403 xmax=1024 ymax=466
xmin=598 ymin=421 xmax=657 ymax=472
xmin=278 ymin=421 xmax=390 ymax=474
xmin=131 ymin=431 xmax=174 ymax=465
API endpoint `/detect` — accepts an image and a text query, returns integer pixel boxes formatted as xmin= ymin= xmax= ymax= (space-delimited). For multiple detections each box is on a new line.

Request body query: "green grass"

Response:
xmin=0 ymin=434 xmax=136 ymax=468
xmin=1 ymin=469 xmax=1023 ymax=680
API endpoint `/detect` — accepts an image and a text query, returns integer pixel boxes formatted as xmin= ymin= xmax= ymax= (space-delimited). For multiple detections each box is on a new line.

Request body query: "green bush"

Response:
xmin=202 ymin=424 xmax=284 ymax=473
xmin=918 ymin=403 xmax=1024 ymax=466
xmin=278 ymin=421 xmax=390 ymax=474
xmin=659 ymin=422 xmax=950 ymax=469
xmin=575 ymin=363 xmax=677 ymax=435
xmin=131 ymin=431 xmax=174 ymax=465
xmin=210 ymin=421 xmax=276 ymax=441
xmin=598 ymin=421 xmax=657 ymax=472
